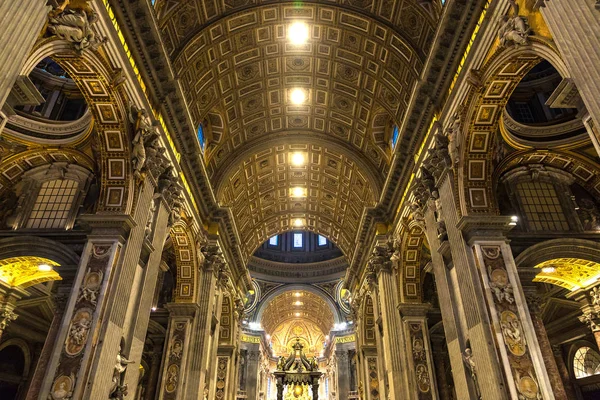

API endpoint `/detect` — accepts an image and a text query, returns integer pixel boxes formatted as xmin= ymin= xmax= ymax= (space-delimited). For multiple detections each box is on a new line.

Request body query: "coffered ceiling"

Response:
xmin=260 ymin=290 xmax=334 ymax=337
xmin=153 ymin=0 xmax=439 ymax=262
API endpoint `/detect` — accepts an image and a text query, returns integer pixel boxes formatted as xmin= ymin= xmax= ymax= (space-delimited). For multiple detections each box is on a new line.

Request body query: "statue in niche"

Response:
xmin=47 ymin=0 xmax=106 ymax=53
xmin=462 ymin=345 xmax=481 ymax=399
xmin=432 ymin=191 xmax=447 ymax=241
xmin=498 ymin=0 xmax=531 ymax=47
xmin=447 ymin=111 xmax=463 ymax=167
xmin=129 ymin=104 xmax=157 ymax=177
xmin=109 ymin=341 xmax=135 ymax=400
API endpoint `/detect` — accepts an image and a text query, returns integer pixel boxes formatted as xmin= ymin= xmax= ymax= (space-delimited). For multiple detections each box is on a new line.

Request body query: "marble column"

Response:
xmin=144 ymin=337 xmax=165 ymax=400
xmin=422 ymin=207 xmax=472 ymax=400
xmin=373 ymin=248 xmax=411 ymax=399
xmin=523 ymin=289 xmax=569 ymax=400
xmin=399 ymin=303 xmax=439 ymax=400
xmin=246 ymin=346 xmax=261 ymax=400
xmin=24 ymin=291 xmax=69 ymax=400
xmin=551 ymin=345 xmax=578 ymax=400
xmin=122 ymin=197 xmax=171 ymax=392
xmin=540 ymin=0 xmax=600 ymax=156
xmin=0 ymin=0 xmax=50 ymax=110
xmin=182 ymin=248 xmax=220 ymax=400
xmin=335 ymin=349 xmax=350 ymax=400
xmin=157 ymin=303 xmax=199 ymax=399
xmin=467 ymin=227 xmax=556 ymax=400
xmin=38 ymin=178 xmax=157 ymax=400
xmin=434 ymin=173 xmax=509 ymax=400
xmin=430 ymin=335 xmax=453 ymax=400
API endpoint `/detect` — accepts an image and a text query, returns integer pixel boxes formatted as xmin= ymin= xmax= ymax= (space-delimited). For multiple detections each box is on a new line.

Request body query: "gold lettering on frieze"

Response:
xmin=335 ymin=334 xmax=356 ymax=344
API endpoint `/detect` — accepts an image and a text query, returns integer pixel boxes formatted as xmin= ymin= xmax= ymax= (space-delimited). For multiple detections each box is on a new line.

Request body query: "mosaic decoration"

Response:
xmin=49 ymin=244 xmax=117 ymax=400
xmin=477 ymin=245 xmax=543 ymax=400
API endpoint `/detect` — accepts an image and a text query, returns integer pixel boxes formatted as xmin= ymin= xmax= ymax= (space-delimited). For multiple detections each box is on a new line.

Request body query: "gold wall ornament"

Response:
xmin=0 ymin=256 xmax=61 ymax=288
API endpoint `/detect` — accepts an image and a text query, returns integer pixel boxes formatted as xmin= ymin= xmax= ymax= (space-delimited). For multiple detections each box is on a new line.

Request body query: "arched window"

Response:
xmin=391 ymin=125 xmax=399 ymax=150
xmin=197 ymin=124 xmax=205 ymax=152
xmin=27 ymin=179 xmax=79 ymax=229
xmin=573 ymin=346 xmax=600 ymax=379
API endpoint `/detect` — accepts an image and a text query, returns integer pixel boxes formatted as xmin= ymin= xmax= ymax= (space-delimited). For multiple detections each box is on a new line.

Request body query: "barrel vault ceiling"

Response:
xmin=154 ymin=0 xmax=440 ymax=260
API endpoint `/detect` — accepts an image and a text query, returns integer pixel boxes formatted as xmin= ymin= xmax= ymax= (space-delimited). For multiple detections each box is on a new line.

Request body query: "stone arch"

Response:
xmin=168 ymin=221 xmax=199 ymax=303
xmin=0 ymin=236 xmax=80 ymax=267
xmin=493 ymin=149 xmax=600 ymax=204
xmin=20 ymin=38 xmax=134 ymax=214
xmin=459 ymin=37 xmax=571 ymax=215
xmin=253 ymin=284 xmax=344 ymax=326
xmin=398 ymin=224 xmax=430 ymax=303
xmin=0 ymin=338 xmax=32 ymax=377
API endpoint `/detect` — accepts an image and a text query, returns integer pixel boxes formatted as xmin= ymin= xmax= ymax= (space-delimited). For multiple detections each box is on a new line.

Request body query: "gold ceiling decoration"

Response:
xmin=260 ymin=290 xmax=334 ymax=338
xmin=0 ymin=256 xmax=61 ymax=288
xmin=155 ymin=2 xmax=436 ymax=259
xmin=533 ymin=258 xmax=600 ymax=291
xmin=218 ymin=143 xmax=377 ymax=259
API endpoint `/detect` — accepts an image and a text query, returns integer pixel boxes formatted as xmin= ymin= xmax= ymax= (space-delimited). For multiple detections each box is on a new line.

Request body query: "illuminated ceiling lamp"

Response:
xmin=290 ymin=187 xmax=307 ymax=198
xmin=288 ymin=21 xmax=310 ymax=45
xmin=293 ymin=218 xmax=305 ymax=228
xmin=290 ymin=152 xmax=306 ymax=167
xmin=289 ymin=88 xmax=307 ymax=105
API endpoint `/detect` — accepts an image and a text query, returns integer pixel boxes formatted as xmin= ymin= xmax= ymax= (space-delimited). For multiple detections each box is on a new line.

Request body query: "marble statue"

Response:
xmin=498 ymin=0 xmax=531 ymax=47
xmin=109 ymin=343 xmax=135 ymax=400
xmin=47 ymin=1 xmax=106 ymax=53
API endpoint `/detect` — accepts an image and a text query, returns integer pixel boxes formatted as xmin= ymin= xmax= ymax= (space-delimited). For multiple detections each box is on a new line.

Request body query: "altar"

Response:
xmin=273 ymin=339 xmax=322 ymax=400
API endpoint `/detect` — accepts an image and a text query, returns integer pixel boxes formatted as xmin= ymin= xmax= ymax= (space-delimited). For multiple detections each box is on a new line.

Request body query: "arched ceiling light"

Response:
xmin=290 ymin=152 xmax=306 ymax=166
xmin=290 ymin=88 xmax=307 ymax=105
xmin=290 ymin=187 xmax=307 ymax=198
xmin=293 ymin=218 xmax=305 ymax=228
xmin=288 ymin=21 xmax=309 ymax=45
xmin=38 ymin=263 xmax=53 ymax=272
xmin=295 ymin=312 xmax=301 ymax=317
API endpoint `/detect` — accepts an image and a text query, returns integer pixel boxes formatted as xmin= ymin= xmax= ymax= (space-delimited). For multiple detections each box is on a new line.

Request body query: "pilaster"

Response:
xmin=539 ymin=0 xmax=600 ymax=156
xmin=398 ymin=303 xmax=439 ymax=400
xmin=157 ymin=303 xmax=199 ymax=399
xmin=372 ymin=247 xmax=411 ymax=400
xmin=462 ymin=216 xmax=556 ymax=400
xmin=0 ymin=0 xmax=50 ymax=111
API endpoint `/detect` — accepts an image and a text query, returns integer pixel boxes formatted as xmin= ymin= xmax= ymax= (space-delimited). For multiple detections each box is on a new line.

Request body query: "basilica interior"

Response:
xmin=1 ymin=1 xmax=600 ymax=400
